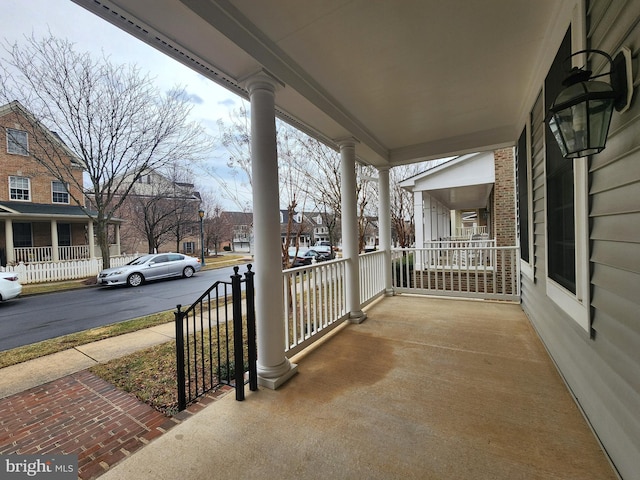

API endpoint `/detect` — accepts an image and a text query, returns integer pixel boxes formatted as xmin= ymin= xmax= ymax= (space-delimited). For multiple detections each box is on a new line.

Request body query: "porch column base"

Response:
xmin=258 ymin=361 xmax=298 ymax=390
xmin=349 ymin=310 xmax=367 ymax=324
xmin=384 ymin=288 xmax=396 ymax=297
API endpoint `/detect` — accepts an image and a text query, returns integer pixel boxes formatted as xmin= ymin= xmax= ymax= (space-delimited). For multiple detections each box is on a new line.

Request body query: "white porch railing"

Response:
xmin=1 ymin=255 xmax=138 ymax=284
xmin=422 ymin=240 xmax=497 ymax=267
xmin=282 ymin=259 xmax=349 ymax=357
xmin=280 ymin=245 xmax=520 ymax=358
xmin=13 ymin=245 xmax=95 ymax=263
xmin=14 ymin=246 xmax=53 ymax=263
xmin=392 ymin=246 xmax=520 ymax=301
xmin=454 ymin=225 xmax=488 ymax=238
xmin=359 ymin=250 xmax=386 ymax=306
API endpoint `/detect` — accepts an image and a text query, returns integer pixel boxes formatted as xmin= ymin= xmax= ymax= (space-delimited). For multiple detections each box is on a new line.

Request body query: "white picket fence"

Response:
xmin=0 ymin=255 xmax=138 ymax=284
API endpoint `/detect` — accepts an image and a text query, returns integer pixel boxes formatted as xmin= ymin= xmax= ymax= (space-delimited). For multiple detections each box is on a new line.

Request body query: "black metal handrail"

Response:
xmin=175 ymin=265 xmax=257 ymax=410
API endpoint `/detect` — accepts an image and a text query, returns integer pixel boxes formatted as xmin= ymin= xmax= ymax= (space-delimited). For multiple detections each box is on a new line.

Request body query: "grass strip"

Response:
xmin=91 ymin=341 xmax=180 ymax=415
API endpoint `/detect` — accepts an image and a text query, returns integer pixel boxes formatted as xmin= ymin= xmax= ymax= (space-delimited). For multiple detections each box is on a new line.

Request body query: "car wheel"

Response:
xmin=127 ymin=272 xmax=144 ymax=287
xmin=182 ymin=266 xmax=195 ymax=278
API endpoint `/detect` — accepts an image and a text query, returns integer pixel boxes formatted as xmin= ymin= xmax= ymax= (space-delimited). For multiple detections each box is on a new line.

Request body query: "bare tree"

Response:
xmin=389 ymin=165 xmax=420 ymax=248
xmin=160 ymin=165 xmax=202 ymax=254
xmin=0 ymin=34 xmax=212 ymax=267
xmin=297 ymin=137 xmax=341 ymax=249
xmin=199 ymin=191 xmax=233 ymax=256
xmin=119 ymin=188 xmax=176 ymax=254
xmin=117 ymin=165 xmax=200 ymax=254
xmin=210 ymin=104 xmax=253 ymax=212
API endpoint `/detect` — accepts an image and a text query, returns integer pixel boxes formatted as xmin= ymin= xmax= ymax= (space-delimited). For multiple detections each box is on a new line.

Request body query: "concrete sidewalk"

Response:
xmin=0 ymin=321 xmax=177 ymax=399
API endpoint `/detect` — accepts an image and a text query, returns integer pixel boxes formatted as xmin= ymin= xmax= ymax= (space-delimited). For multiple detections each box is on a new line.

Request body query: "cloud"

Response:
xmin=185 ymin=92 xmax=205 ymax=105
xmin=218 ymin=98 xmax=236 ymax=107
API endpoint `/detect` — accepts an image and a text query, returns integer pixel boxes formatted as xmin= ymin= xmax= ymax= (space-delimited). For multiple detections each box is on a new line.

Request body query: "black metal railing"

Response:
xmin=175 ymin=265 xmax=257 ymax=410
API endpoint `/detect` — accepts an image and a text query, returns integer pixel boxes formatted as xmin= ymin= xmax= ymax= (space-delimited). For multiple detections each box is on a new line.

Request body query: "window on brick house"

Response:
xmin=52 ymin=181 xmax=69 ymax=204
xmin=13 ymin=223 xmax=32 ymax=247
xmin=6 ymin=128 xmax=28 ymax=155
xmin=9 ymin=176 xmax=30 ymax=201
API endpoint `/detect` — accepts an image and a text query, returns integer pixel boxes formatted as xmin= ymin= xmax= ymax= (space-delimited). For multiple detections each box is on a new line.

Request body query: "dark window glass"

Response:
xmin=57 ymin=224 xmax=71 ymax=247
xmin=517 ymin=128 xmax=529 ymax=262
xmin=545 ymin=28 xmax=576 ymax=293
xmin=13 ymin=223 xmax=32 ymax=247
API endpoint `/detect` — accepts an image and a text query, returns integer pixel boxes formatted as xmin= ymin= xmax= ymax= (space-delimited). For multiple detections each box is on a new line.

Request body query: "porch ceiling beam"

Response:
xmin=178 ymin=0 xmax=389 ymax=163
xmin=390 ymin=126 xmax=515 ymax=165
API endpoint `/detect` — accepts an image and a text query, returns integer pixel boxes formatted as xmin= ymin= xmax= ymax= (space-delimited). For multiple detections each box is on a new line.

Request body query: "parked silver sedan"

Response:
xmin=98 ymin=253 xmax=202 ymax=287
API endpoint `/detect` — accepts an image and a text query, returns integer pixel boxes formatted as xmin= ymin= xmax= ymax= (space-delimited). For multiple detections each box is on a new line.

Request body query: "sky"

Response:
xmin=2 ymin=0 xmax=251 ymax=210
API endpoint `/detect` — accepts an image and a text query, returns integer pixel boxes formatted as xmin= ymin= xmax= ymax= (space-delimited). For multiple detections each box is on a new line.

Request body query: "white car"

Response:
xmin=0 ymin=272 xmax=23 ymax=302
xmin=98 ymin=253 xmax=202 ymax=287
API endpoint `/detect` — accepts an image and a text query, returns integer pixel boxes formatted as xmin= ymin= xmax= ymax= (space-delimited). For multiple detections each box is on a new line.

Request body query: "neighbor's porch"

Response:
xmin=99 ymin=294 xmax=616 ymax=479
xmin=1 ymin=217 xmax=122 ymax=266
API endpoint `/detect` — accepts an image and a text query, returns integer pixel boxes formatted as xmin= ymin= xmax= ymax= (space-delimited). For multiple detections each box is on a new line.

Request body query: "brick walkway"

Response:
xmin=0 ymin=370 xmax=232 ymax=479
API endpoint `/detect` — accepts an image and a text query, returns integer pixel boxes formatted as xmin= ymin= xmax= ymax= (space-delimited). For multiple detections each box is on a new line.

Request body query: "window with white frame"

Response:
xmin=543 ymin=26 xmax=590 ymax=333
xmin=9 ymin=176 xmax=30 ymax=201
xmin=6 ymin=128 xmax=28 ymax=155
xmin=52 ymin=181 xmax=69 ymax=204
xmin=545 ymin=28 xmax=576 ymax=294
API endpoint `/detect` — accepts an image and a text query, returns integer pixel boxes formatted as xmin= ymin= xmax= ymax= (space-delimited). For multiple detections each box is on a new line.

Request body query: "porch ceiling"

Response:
xmin=428 ymin=184 xmax=493 ymax=211
xmin=73 ymin=0 xmax=569 ymax=168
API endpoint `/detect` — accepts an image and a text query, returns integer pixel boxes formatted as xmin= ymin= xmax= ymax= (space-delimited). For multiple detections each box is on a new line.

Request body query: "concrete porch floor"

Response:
xmin=100 ymin=295 xmax=617 ymax=480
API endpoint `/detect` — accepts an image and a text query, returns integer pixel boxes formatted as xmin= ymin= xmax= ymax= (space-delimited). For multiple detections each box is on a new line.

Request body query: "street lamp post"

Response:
xmin=198 ymin=209 xmax=206 ymax=266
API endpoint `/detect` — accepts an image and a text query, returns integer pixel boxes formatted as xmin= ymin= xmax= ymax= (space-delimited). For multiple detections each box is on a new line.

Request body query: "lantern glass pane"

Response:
xmin=548 ymin=115 xmax=568 ymax=157
xmin=587 ymin=98 xmax=614 ymax=152
xmin=562 ymin=102 xmax=588 ymax=155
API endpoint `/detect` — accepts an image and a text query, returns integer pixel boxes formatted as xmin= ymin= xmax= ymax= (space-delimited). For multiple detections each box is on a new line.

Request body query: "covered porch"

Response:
xmin=99 ymin=295 xmax=615 ymax=479
xmin=72 ymin=1 xmax=637 ymax=476
xmin=0 ymin=202 xmax=122 ymax=266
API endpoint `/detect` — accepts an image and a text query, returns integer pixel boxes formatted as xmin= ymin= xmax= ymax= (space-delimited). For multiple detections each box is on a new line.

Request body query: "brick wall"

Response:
xmin=0 ymin=110 xmax=84 ymax=204
xmin=492 ymin=147 xmax=516 ymax=247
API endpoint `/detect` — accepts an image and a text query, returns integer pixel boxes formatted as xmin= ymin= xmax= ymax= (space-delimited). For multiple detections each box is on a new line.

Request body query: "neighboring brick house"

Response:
xmin=0 ymin=101 xmax=121 ymax=266
xmin=113 ymin=169 xmax=202 ymax=255
xmin=221 ymin=211 xmax=253 ymax=252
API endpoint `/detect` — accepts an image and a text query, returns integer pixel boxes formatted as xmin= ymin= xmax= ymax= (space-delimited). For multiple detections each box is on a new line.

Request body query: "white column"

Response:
xmin=5 ymin=220 xmax=15 ymax=264
xmin=88 ymin=220 xmax=96 ymax=259
xmin=51 ymin=220 xmax=59 ymax=262
xmin=115 ymin=223 xmax=121 ymax=256
xmin=451 ymin=210 xmax=458 ymax=238
xmin=413 ymin=191 xmax=425 ymax=270
xmin=244 ymin=70 xmax=297 ymax=389
xmin=377 ymin=167 xmax=394 ymax=295
xmin=339 ymin=138 xmax=366 ymax=323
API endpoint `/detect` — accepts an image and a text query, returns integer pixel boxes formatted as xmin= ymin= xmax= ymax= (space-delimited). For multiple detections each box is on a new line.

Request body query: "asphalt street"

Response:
xmin=0 ymin=264 xmax=249 ymax=352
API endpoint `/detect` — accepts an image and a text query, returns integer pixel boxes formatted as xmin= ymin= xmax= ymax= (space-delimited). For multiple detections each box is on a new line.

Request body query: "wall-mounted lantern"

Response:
xmin=547 ymin=47 xmax=633 ymax=159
